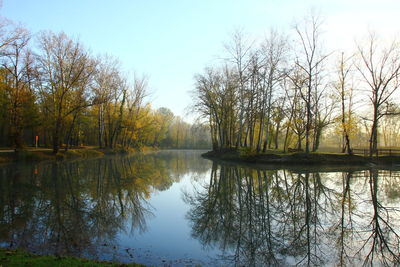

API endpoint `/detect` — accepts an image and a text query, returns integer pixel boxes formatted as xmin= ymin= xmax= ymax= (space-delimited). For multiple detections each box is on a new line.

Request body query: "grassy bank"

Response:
xmin=0 ymin=147 xmax=146 ymax=164
xmin=202 ymin=148 xmax=400 ymax=167
xmin=0 ymin=248 xmax=145 ymax=267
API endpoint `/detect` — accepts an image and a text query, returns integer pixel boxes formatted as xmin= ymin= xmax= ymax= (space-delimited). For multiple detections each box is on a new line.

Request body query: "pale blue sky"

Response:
xmin=3 ymin=0 xmax=400 ymax=119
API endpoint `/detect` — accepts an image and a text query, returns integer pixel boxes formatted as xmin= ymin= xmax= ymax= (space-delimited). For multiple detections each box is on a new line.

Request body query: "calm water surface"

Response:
xmin=0 ymin=150 xmax=399 ymax=266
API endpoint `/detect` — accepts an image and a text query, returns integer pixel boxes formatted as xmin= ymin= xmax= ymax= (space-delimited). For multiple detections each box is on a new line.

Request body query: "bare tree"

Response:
xmin=285 ymin=65 xmax=308 ymax=151
xmin=355 ymin=32 xmax=400 ymax=156
xmin=259 ymin=29 xmax=287 ymax=152
xmin=224 ymin=29 xmax=252 ymax=148
xmin=334 ymin=52 xmax=355 ymax=154
xmin=293 ymin=12 xmax=329 ymax=153
xmin=192 ymin=68 xmax=221 ymax=150
xmin=104 ymin=74 xmax=127 ymax=149
xmin=92 ymin=55 xmax=121 ymax=148
xmin=0 ymin=18 xmax=26 ymax=51
xmin=192 ymin=66 xmax=238 ymax=150
xmin=122 ymin=73 xmax=149 ymax=148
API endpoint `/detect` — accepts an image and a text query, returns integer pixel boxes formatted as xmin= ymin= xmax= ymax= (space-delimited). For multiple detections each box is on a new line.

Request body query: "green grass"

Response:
xmin=0 ymin=248 xmax=145 ymax=267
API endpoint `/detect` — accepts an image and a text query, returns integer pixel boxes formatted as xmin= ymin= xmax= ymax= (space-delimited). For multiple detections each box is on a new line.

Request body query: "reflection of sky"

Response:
xmin=117 ymin=172 xmax=224 ymax=266
xmin=116 ymin=166 xmax=400 ymax=266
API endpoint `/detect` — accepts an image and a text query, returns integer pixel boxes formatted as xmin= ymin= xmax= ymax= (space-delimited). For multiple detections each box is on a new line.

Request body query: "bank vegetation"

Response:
xmin=0 ymin=18 xmax=211 ymax=154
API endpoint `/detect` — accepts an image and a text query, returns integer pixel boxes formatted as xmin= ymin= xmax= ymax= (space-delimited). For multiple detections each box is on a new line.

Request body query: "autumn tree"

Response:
xmin=36 ymin=31 xmax=97 ymax=153
xmin=103 ymin=74 xmax=127 ymax=149
xmin=154 ymin=107 xmax=174 ymax=147
xmin=1 ymin=27 xmax=33 ymax=149
xmin=0 ymin=20 xmax=39 ymax=149
xmin=121 ymin=74 xmax=149 ymax=148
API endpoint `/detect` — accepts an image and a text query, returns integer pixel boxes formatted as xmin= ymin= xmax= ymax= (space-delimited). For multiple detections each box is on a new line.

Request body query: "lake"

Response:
xmin=0 ymin=150 xmax=399 ymax=266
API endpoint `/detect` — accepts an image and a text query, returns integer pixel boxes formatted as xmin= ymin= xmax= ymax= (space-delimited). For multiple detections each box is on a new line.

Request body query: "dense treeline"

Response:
xmin=0 ymin=19 xmax=211 ymax=152
xmin=192 ymin=13 xmax=400 ymax=156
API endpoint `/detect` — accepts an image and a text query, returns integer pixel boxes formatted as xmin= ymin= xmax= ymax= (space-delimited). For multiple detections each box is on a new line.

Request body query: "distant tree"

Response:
xmin=154 ymin=107 xmax=174 ymax=147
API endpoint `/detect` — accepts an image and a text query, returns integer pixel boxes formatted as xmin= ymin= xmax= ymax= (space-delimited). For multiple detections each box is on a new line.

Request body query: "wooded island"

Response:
xmin=192 ymin=14 xmax=400 ymax=161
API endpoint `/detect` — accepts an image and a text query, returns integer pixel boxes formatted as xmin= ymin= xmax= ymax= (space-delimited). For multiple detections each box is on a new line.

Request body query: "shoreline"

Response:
xmin=0 ymin=147 xmax=152 ymax=164
xmin=201 ymin=149 xmax=400 ymax=170
xmin=0 ymin=248 xmax=145 ymax=267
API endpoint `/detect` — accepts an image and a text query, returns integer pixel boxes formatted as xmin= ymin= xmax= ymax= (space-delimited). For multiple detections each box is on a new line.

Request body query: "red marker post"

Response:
xmin=35 ymin=135 xmax=38 ymax=148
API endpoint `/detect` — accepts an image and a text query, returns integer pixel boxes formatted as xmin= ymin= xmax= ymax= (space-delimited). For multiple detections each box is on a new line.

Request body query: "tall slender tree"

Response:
xmin=293 ymin=12 xmax=329 ymax=153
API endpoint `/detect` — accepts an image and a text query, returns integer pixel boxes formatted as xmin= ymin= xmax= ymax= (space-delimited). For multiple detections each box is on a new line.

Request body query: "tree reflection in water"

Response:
xmin=1 ymin=152 xmax=399 ymax=266
xmin=0 ymin=151 xmax=209 ymax=261
xmin=184 ymin=162 xmax=400 ymax=266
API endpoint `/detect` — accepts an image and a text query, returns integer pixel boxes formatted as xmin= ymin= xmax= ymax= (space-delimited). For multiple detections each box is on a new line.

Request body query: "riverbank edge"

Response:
xmin=0 ymin=248 xmax=145 ymax=267
xmin=201 ymin=148 xmax=400 ymax=167
xmin=0 ymin=147 xmax=156 ymax=164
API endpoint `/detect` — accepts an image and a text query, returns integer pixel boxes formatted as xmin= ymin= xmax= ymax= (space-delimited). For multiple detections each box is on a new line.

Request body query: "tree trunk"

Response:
xmin=274 ymin=121 xmax=281 ymax=149
xmin=312 ymin=124 xmax=322 ymax=152
xmin=305 ymin=84 xmax=311 ymax=153
xmin=64 ymin=113 xmax=78 ymax=151
xmin=98 ymin=105 xmax=104 ymax=148
xmin=53 ymin=127 xmax=60 ymax=154
xmin=369 ymin=107 xmax=378 ymax=157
